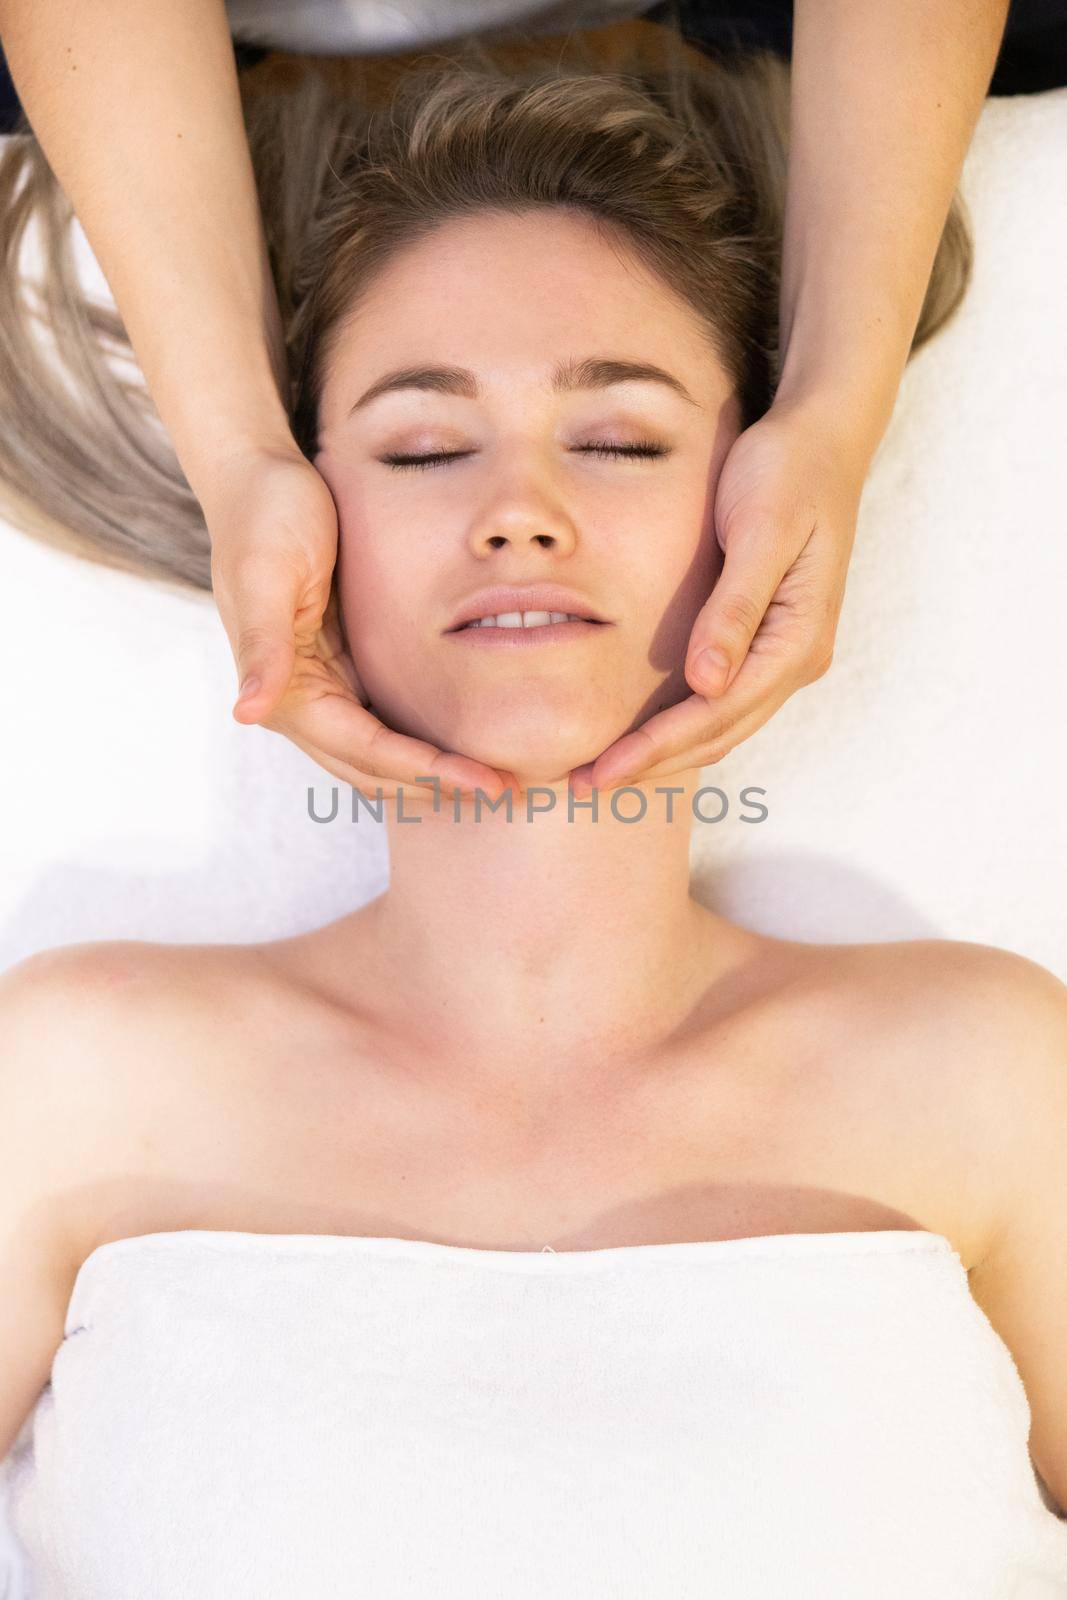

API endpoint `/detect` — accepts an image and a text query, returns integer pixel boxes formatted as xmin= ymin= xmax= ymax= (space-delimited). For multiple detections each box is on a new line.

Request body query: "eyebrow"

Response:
xmin=347 ymin=356 xmax=701 ymax=416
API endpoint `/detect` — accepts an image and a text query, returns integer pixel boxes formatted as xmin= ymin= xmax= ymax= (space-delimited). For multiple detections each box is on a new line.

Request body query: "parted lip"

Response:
xmin=445 ymin=584 xmax=608 ymax=632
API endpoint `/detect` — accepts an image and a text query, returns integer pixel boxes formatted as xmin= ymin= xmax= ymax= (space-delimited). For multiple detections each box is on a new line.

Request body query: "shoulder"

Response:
xmin=833 ymin=934 xmax=1066 ymax=1149
xmin=902 ymin=943 xmax=1067 ymax=1518
xmin=0 ymin=942 xmax=186 ymax=1186
xmin=767 ymin=933 xmax=1065 ymax=1080
xmin=795 ymin=935 xmax=1066 ymax=1083
xmin=879 ymin=943 xmax=1067 ymax=1517
xmin=1 ymin=938 xmax=158 ymax=1091
xmin=3 ymin=935 xmax=195 ymax=1014
xmin=1 ymin=938 xmax=219 ymax=1088
xmin=769 ymin=935 xmax=1066 ymax=1253
xmin=801 ymin=933 xmax=1064 ymax=1026
xmin=0 ymin=934 xmax=274 ymax=1046
xmin=871 ymin=939 xmax=1067 ymax=1191
xmin=0 ymin=940 xmax=206 ymax=1456
xmin=0 ymin=938 xmax=269 ymax=1218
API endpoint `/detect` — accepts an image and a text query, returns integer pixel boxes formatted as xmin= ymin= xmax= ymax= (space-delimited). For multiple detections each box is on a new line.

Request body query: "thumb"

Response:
xmin=687 ymin=533 xmax=786 ymax=697
xmin=225 ymin=554 xmax=302 ymax=723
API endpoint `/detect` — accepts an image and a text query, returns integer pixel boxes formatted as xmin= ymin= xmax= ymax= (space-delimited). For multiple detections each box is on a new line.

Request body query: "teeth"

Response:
xmin=464 ymin=610 xmax=586 ymax=630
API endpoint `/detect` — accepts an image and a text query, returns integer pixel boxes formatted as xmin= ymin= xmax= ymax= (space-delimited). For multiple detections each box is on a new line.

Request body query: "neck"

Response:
xmin=342 ymin=770 xmax=742 ymax=1087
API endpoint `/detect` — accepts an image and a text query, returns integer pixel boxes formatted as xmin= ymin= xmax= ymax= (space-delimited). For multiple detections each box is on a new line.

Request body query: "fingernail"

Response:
xmin=238 ymin=675 xmax=261 ymax=702
xmin=693 ymin=647 xmax=731 ymax=693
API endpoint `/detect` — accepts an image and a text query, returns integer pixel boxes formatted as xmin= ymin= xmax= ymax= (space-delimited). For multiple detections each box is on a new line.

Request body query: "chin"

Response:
xmin=443 ymin=726 xmax=612 ymax=787
xmin=365 ymin=676 xmax=631 ymax=779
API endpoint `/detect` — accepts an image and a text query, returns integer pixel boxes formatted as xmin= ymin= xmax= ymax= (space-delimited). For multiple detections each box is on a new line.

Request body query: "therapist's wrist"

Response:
xmin=766 ymin=376 xmax=886 ymax=484
xmin=146 ymin=295 xmax=297 ymax=505
xmin=773 ymin=303 xmax=915 ymax=465
xmin=175 ymin=394 xmax=301 ymax=506
xmin=184 ymin=426 xmax=309 ymax=516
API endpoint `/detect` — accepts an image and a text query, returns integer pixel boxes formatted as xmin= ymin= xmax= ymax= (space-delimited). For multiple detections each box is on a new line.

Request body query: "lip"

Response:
xmin=446 ymin=617 xmax=607 ymax=648
xmin=444 ymin=584 xmax=609 ymax=634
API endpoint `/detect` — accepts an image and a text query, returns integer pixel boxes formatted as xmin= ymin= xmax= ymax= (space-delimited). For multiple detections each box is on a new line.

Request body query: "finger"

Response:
xmin=588 ymin=647 xmax=795 ymax=790
xmin=628 ymin=605 xmax=840 ymax=784
xmin=588 ymin=699 xmax=712 ymax=792
xmin=287 ymin=737 xmax=475 ymax=806
xmin=687 ymin=526 xmax=797 ymax=697
xmin=633 ymin=628 xmax=834 ymax=782
xmin=216 ymin=549 xmax=306 ymax=723
xmin=622 ymin=676 xmax=797 ymax=785
xmin=283 ymin=734 xmax=409 ymax=801
xmin=567 ymin=761 xmax=596 ymax=799
xmin=286 ymin=728 xmax=507 ymax=804
xmin=272 ymin=686 xmax=513 ymax=799
xmin=299 ymin=736 xmax=518 ymax=812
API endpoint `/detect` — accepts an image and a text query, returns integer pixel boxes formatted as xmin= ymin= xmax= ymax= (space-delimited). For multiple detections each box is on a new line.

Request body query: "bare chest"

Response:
xmin=85 ymin=991 xmax=987 ymax=1271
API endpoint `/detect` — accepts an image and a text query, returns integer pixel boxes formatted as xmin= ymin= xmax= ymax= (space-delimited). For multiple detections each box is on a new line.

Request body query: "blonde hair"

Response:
xmin=0 ymin=15 xmax=972 ymax=594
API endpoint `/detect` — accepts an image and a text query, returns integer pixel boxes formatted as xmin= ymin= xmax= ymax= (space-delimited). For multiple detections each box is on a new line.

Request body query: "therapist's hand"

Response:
xmin=200 ymin=441 xmax=514 ymax=800
xmin=568 ymin=398 xmax=868 ymax=797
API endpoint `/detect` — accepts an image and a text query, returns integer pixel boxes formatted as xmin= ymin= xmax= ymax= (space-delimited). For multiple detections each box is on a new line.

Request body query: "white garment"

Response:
xmin=224 ymin=0 xmax=652 ymax=54
xmin=3 ymin=1227 xmax=1067 ymax=1598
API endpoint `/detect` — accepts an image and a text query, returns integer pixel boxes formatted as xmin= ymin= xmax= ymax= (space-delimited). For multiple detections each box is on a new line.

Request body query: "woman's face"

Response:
xmin=314 ymin=206 xmax=742 ymax=783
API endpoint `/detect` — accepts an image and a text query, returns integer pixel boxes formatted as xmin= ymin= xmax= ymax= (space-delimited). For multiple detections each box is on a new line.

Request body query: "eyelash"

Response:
xmin=379 ymin=441 xmax=669 ymax=473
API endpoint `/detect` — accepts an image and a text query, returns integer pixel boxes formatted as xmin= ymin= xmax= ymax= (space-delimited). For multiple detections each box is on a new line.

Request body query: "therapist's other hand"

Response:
xmin=200 ymin=442 xmax=513 ymax=800
xmin=569 ymin=399 xmax=867 ymax=797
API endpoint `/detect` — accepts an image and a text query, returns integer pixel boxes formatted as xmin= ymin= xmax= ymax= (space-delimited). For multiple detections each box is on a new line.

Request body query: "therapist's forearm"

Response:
xmin=0 ymin=0 xmax=294 ymax=499
xmin=775 ymin=0 xmax=1010 ymax=455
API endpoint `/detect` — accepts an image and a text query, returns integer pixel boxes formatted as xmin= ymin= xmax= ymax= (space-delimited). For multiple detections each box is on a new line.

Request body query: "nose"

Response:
xmin=465 ymin=480 xmax=579 ymax=559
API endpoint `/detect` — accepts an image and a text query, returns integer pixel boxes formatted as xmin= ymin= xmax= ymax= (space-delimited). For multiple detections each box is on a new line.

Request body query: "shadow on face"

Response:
xmin=314 ymin=205 xmax=743 ymax=785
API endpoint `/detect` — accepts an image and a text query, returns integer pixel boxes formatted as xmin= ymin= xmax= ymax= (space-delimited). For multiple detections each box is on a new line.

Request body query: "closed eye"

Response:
xmin=379 ymin=442 xmax=670 ymax=472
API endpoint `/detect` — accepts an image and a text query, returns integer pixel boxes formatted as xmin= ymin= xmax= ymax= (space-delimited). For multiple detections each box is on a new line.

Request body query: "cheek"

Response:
xmin=336 ymin=538 xmax=413 ymax=668
xmin=682 ymin=457 xmax=728 ymax=597
xmin=632 ymin=484 xmax=722 ymax=648
xmin=327 ymin=476 xmax=425 ymax=658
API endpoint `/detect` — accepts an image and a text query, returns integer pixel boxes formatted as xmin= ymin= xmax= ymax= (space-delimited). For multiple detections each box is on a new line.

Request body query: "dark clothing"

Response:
xmin=641 ymin=0 xmax=1067 ymax=93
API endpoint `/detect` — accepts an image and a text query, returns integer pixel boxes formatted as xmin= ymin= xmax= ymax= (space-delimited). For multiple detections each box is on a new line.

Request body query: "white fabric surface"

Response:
xmin=4 ymin=1227 xmax=1067 ymax=1598
xmin=1 ymin=88 xmax=1065 ymax=980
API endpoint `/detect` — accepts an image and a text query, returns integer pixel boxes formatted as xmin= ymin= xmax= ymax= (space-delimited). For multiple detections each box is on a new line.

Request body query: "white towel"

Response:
xmin=4 ymin=1228 xmax=1067 ymax=1597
